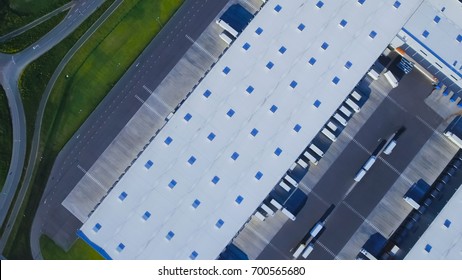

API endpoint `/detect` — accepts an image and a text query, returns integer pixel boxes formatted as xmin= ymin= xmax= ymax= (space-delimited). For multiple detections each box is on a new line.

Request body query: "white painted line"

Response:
xmin=134 ymin=95 xmax=163 ymax=118
xmin=185 ymin=34 xmax=216 ymax=60
xmin=343 ymin=131 xmax=372 ymax=155
xmin=142 ymin=85 xmax=173 ymax=110
xmin=77 ymin=165 xmax=105 ymax=189
xmin=341 ymin=201 xmax=388 ymax=238
xmin=298 ymin=181 xmax=330 ymax=207
xmin=377 ymin=156 xmax=413 ymax=185
xmin=316 ymin=240 xmax=340 ymax=260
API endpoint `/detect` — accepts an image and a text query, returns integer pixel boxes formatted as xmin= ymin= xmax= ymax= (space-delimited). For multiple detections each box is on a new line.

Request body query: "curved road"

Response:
xmin=0 ymin=0 xmax=106 ymax=253
xmin=0 ymin=1 xmax=74 ymax=43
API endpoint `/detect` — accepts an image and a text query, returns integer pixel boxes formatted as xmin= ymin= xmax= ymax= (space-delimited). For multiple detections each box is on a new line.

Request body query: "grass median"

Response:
xmin=40 ymin=235 xmax=103 ymax=260
xmin=0 ymin=11 xmax=66 ymax=53
xmin=0 ymin=86 xmax=13 ymax=190
xmin=0 ymin=0 xmax=69 ymax=36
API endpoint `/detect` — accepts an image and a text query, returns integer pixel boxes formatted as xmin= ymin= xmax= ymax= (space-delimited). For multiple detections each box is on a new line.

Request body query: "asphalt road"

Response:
xmin=257 ymin=65 xmax=443 ymax=260
xmin=0 ymin=0 xmax=107 ymax=253
xmin=30 ymin=0 xmax=232 ymax=257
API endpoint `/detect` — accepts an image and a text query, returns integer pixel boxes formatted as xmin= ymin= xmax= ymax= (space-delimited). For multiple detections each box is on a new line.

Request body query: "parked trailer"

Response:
xmin=350 ymin=90 xmax=362 ymax=102
xmin=384 ymin=70 xmax=398 ymax=88
xmin=345 ymin=98 xmax=360 ymax=112
xmin=216 ymin=19 xmax=239 ymax=37
xmin=254 ymin=211 xmax=266 ymax=221
xmin=339 ymin=105 xmax=353 ymax=118
xmin=354 ymin=168 xmax=367 ymax=182
xmin=310 ymin=222 xmax=324 ymax=238
xmin=279 ymin=181 xmax=292 ymax=192
xmin=270 ymin=199 xmax=282 ymax=210
xmin=303 ymin=151 xmax=318 ymax=165
xmin=383 ymin=140 xmax=397 ymax=155
xmin=363 ymin=156 xmax=377 ymax=171
xmin=333 ymin=113 xmax=347 ymax=126
xmin=297 ymin=158 xmax=309 ymax=169
xmin=284 ymin=175 xmax=298 ymax=188
xmin=321 ymin=128 xmax=337 ymax=142
xmin=261 ymin=204 xmax=275 ymax=216
xmin=219 ymin=31 xmax=234 ymax=45
xmin=367 ymin=69 xmax=379 ymax=80
xmin=293 ymin=244 xmax=307 ymax=258
xmin=301 ymin=243 xmax=315 ymax=258
xmin=309 ymin=144 xmax=324 ymax=157
xmin=282 ymin=208 xmax=296 ymax=221
xmin=327 ymin=121 xmax=338 ymax=132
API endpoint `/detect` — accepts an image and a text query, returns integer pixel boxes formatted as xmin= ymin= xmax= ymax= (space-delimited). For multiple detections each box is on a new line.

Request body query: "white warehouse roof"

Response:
xmin=400 ymin=0 xmax=462 ymax=81
xmin=79 ymin=0 xmax=424 ymax=260
xmin=405 ymin=185 xmax=462 ymax=260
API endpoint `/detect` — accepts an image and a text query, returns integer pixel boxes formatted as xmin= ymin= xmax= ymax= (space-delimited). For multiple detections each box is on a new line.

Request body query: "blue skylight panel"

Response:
xmin=270 ymin=105 xmax=278 ymax=113
xmin=266 ymin=61 xmax=274 ymax=69
xmin=345 ymin=61 xmax=353 ymax=69
xmin=166 ymin=231 xmax=175 ymax=241
xmin=188 ymin=156 xmax=196 ymax=165
xmin=192 ymin=199 xmax=201 ymax=209
xmin=211 ymin=176 xmax=220 ymax=184
xmin=118 ymin=191 xmax=127 ymax=201
xmin=216 ymin=219 xmax=225 ymax=228
xmin=444 ymin=219 xmax=451 ymax=228
xmin=145 ymin=160 xmax=153 ymax=169
xmin=290 ymin=80 xmax=298 ymax=88
xmin=203 ymin=89 xmax=211 ymax=98
xmin=279 ymin=46 xmax=287 ymax=54
xmin=298 ymin=23 xmax=305 ymax=31
xmin=308 ymin=57 xmax=317 ymax=65
xmin=274 ymin=147 xmax=282 ymax=156
xmin=242 ymin=42 xmax=250 ymax=50
xmin=339 ymin=19 xmax=347 ymax=27
xmin=358 ymin=0 xmax=365 ymax=5
xmin=168 ymin=179 xmax=177 ymax=189
xmin=184 ymin=113 xmax=192 ymax=121
xmin=222 ymin=66 xmax=231 ymax=75
xmin=246 ymin=85 xmax=254 ymax=94
xmin=93 ymin=223 xmax=102 ymax=232
xmin=457 ymin=34 xmax=462 ymax=43
xmin=314 ymin=100 xmax=321 ymax=108
xmin=293 ymin=124 xmax=301 ymax=132
xmin=142 ymin=211 xmax=151 ymax=221
xmin=255 ymin=171 xmax=263 ymax=180
xmin=189 ymin=251 xmax=198 ymax=260
xmin=316 ymin=1 xmax=324 ymax=9
xmin=393 ymin=1 xmax=401 ymax=9
xmin=255 ymin=27 xmax=263 ymax=35
xmin=250 ymin=128 xmax=259 ymax=136
xmin=274 ymin=4 xmax=282 ymax=12
xmin=164 ymin=136 xmax=173 ymax=145
xmin=321 ymin=42 xmax=329 ymax=50
xmin=424 ymin=244 xmax=432 ymax=253
xmin=207 ymin=132 xmax=216 ymax=141
xmin=422 ymin=30 xmax=429 ymax=38
xmin=235 ymin=195 xmax=244 ymax=204
xmin=433 ymin=16 xmax=440 ymax=23
xmin=226 ymin=109 xmax=235 ymax=118
xmin=231 ymin=152 xmax=239 ymax=160
xmin=332 ymin=76 xmax=340 ymax=85
xmin=369 ymin=30 xmax=377 ymax=39
xmin=116 ymin=243 xmax=125 ymax=252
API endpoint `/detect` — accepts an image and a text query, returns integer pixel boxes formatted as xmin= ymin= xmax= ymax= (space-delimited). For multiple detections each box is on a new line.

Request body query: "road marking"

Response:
xmin=185 ymin=34 xmax=216 ymax=60
xmin=377 ymin=156 xmax=413 ymax=185
xmin=341 ymin=201 xmax=388 ymax=238
xmin=298 ymin=181 xmax=330 ymax=207
xmin=343 ymin=131 xmax=372 ymax=155
xmin=77 ymin=165 xmax=105 ymax=189
xmin=416 ymin=115 xmax=445 ymax=140
xmin=316 ymin=240 xmax=340 ymax=260
xmin=134 ymin=95 xmax=163 ymax=118
xmin=246 ymin=225 xmax=291 ymax=260
xmin=142 ymin=85 xmax=173 ymax=110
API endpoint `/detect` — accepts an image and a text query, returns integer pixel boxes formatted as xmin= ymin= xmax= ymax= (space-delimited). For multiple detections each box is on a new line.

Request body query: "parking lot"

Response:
xmin=256 ymin=56 xmax=450 ymax=260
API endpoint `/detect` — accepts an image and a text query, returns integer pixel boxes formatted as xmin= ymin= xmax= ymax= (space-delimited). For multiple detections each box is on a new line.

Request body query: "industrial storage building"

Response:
xmin=78 ymin=0 xmax=424 ymax=259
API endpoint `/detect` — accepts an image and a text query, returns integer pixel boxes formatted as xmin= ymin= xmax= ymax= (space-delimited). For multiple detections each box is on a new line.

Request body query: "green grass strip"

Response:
xmin=40 ymin=235 xmax=103 ymax=260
